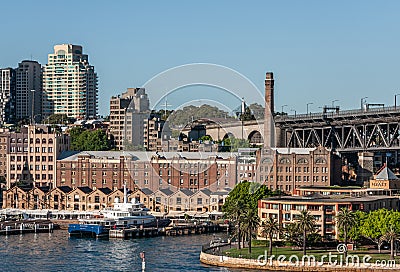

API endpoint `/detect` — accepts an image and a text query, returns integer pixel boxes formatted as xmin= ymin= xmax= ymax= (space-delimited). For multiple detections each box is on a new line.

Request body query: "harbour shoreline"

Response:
xmin=199 ymin=246 xmax=400 ymax=271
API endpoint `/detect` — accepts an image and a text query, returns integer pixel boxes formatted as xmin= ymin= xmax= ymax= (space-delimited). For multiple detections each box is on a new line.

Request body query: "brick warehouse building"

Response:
xmin=56 ymin=151 xmax=238 ymax=192
xmin=257 ymin=146 xmax=342 ymax=194
xmin=56 ymin=146 xmax=340 ymax=195
xmin=5 ymin=125 xmax=69 ymax=188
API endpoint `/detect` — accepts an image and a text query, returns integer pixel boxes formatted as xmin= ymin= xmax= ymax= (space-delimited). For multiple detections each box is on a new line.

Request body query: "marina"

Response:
xmin=0 ymin=219 xmax=56 ymax=235
xmin=67 ymin=183 xmax=228 ymax=239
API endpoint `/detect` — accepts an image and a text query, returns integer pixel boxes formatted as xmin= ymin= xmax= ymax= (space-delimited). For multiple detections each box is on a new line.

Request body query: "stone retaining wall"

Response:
xmin=200 ymin=251 xmax=399 ymax=271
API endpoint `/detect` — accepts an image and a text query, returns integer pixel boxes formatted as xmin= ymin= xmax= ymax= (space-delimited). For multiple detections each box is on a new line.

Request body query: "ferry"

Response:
xmin=68 ymin=218 xmax=113 ymax=237
xmin=68 ymin=184 xmax=164 ymax=237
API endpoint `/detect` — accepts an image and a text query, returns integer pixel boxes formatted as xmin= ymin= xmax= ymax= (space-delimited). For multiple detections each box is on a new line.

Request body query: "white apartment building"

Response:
xmin=42 ymin=44 xmax=98 ymax=120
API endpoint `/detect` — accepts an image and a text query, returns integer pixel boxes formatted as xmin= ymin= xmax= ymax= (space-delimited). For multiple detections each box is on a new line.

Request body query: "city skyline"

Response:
xmin=1 ymin=1 xmax=400 ymax=115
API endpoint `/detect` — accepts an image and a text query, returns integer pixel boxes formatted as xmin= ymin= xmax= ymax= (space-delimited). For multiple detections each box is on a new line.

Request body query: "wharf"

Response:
xmin=109 ymin=227 xmax=158 ymax=238
xmin=109 ymin=223 xmax=225 ymax=239
xmin=0 ymin=220 xmax=57 ymax=235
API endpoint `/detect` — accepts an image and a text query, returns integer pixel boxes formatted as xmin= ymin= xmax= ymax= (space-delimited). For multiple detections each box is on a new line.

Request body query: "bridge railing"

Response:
xmin=276 ymin=105 xmax=400 ymax=121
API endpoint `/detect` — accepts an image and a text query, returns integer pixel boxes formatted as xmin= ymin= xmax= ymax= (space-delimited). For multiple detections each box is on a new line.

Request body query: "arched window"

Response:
xmin=35 ymin=138 xmax=40 ymax=144
xmin=48 ymin=138 xmax=53 ymax=144
xmin=297 ymin=158 xmax=308 ymax=164
xmin=279 ymin=158 xmax=291 ymax=164
xmin=42 ymin=139 xmax=46 ymax=144
xmin=315 ymin=158 xmax=326 ymax=164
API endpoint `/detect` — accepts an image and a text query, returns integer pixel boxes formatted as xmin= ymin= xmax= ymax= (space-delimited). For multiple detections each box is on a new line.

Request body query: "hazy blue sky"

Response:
xmin=1 ymin=1 xmax=400 ymax=116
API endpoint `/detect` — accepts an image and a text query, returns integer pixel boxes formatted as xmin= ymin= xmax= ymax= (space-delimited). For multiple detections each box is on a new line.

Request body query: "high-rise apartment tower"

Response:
xmin=42 ymin=44 xmax=98 ymax=120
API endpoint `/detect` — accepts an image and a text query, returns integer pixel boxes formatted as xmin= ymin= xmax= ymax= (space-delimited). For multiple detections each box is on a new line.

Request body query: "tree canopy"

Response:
xmin=69 ymin=127 xmax=113 ymax=151
xmin=168 ymin=104 xmax=234 ymax=127
xmin=222 ymin=181 xmax=277 ymax=214
xmin=44 ymin=114 xmax=74 ymax=125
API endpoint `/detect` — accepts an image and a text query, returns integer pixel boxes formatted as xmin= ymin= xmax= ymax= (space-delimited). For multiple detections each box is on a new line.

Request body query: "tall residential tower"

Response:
xmin=15 ymin=60 xmax=42 ymax=122
xmin=0 ymin=68 xmax=16 ymax=125
xmin=42 ymin=44 xmax=98 ymax=120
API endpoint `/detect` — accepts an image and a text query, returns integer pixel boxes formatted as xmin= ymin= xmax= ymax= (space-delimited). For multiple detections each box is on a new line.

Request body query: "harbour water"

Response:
xmin=0 ymin=230 xmax=249 ymax=272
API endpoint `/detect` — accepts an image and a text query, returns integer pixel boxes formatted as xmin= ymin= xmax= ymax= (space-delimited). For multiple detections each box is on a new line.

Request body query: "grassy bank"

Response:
xmin=223 ymin=244 xmax=400 ymax=263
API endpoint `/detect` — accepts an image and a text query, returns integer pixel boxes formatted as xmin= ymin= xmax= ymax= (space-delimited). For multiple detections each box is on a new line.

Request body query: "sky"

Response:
xmin=1 ymin=1 xmax=400 ymax=116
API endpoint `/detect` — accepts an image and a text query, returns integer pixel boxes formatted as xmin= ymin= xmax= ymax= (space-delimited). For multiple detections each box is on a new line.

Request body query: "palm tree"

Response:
xmin=241 ymin=206 xmax=260 ymax=254
xmin=336 ymin=207 xmax=356 ymax=258
xmin=297 ymin=210 xmax=316 ymax=256
xmin=224 ymin=199 xmax=246 ymax=249
xmin=261 ymin=217 xmax=280 ymax=256
xmin=384 ymin=227 xmax=399 ymax=260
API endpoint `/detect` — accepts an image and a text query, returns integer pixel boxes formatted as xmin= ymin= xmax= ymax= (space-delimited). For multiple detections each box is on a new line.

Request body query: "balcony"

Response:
xmin=325 ymin=228 xmax=335 ymax=234
xmin=325 ymin=209 xmax=335 ymax=214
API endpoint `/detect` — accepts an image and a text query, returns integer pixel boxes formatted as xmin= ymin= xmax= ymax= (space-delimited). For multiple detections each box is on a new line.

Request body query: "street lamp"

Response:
xmin=332 ymin=100 xmax=339 ymax=107
xmin=395 ymin=94 xmax=400 ymax=109
xmin=361 ymin=97 xmax=368 ymax=109
xmin=306 ymin=102 xmax=314 ymax=115
xmin=290 ymin=109 xmax=297 ymax=117
xmin=281 ymin=105 xmax=288 ymax=115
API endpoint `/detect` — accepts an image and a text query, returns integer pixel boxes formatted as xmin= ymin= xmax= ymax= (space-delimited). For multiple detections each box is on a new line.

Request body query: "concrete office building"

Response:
xmin=109 ymin=88 xmax=150 ymax=150
xmin=42 ymin=44 xmax=98 ymax=120
xmin=15 ymin=60 xmax=42 ymax=122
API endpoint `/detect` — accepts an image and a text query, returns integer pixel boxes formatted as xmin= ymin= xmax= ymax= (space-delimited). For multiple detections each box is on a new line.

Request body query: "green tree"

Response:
xmin=241 ymin=206 xmax=260 ymax=254
xmin=223 ymin=182 xmax=279 ymax=250
xmin=199 ymin=135 xmax=213 ymax=142
xmin=44 ymin=114 xmax=73 ymax=124
xmin=260 ymin=217 xmax=280 ymax=256
xmin=296 ymin=210 xmax=316 ymax=255
xmin=347 ymin=210 xmax=366 ymax=243
xmin=239 ymin=107 xmax=255 ymax=121
xmin=167 ymin=104 xmax=233 ymax=127
xmin=224 ymin=198 xmax=246 ymax=249
xmin=222 ymin=181 xmax=276 ymax=214
xmin=283 ymin=222 xmax=302 ymax=247
xmin=248 ymin=103 xmax=265 ymax=120
xmin=69 ymin=128 xmax=112 ymax=151
xmin=384 ymin=226 xmax=398 ymax=260
xmin=360 ymin=209 xmax=393 ymax=253
xmin=336 ymin=207 xmax=357 ymax=258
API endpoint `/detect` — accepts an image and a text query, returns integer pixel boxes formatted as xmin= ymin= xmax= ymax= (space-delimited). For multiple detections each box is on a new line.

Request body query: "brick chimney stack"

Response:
xmin=264 ymin=72 xmax=275 ymax=148
xmin=265 ymin=72 xmax=274 ymax=114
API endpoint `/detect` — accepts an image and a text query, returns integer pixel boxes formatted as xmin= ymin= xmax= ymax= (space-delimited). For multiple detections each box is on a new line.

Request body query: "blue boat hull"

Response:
xmin=68 ymin=224 xmax=109 ymax=237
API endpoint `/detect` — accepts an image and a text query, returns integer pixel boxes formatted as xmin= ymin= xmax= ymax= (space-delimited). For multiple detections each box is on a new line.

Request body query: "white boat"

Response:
xmin=101 ymin=196 xmax=156 ymax=228
xmin=68 ymin=184 xmax=159 ymax=236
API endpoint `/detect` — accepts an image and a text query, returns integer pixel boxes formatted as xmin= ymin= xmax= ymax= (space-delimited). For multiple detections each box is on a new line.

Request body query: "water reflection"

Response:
xmin=0 ymin=231 xmax=249 ymax=272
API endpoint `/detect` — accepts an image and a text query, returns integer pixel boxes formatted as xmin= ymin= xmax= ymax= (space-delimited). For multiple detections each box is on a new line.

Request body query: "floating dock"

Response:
xmin=109 ymin=223 xmax=223 ymax=239
xmin=109 ymin=227 xmax=159 ymax=239
xmin=0 ymin=220 xmax=56 ymax=235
